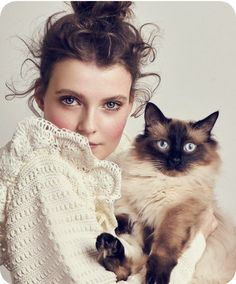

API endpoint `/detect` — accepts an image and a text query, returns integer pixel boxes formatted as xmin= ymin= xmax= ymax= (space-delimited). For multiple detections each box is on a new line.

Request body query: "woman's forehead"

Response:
xmin=49 ymin=59 xmax=132 ymax=96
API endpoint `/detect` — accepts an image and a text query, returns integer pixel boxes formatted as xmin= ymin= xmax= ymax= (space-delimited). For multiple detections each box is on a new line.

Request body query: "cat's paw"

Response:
xmin=145 ymin=254 xmax=175 ymax=284
xmin=96 ymin=233 xmax=130 ymax=280
xmin=96 ymin=232 xmax=125 ymax=261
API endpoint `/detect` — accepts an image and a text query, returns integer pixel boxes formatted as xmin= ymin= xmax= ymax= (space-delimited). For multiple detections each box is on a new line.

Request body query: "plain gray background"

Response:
xmin=0 ymin=1 xmax=236 ymax=225
xmin=0 ymin=2 xmax=236 ymax=283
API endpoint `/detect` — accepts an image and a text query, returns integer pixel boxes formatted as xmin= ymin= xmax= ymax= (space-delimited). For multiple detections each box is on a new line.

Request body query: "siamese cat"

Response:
xmin=96 ymin=102 xmax=236 ymax=284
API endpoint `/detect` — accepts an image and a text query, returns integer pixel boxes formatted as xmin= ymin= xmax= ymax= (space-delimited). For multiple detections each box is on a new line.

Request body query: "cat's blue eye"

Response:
xmin=157 ymin=140 xmax=169 ymax=151
xmin=183 ymin=143 xmax=197 ymax=153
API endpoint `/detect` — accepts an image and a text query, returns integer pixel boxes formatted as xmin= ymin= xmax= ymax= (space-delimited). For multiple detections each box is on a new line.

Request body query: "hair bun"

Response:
xmin=71 ymin=1 xmax=132 ymax=22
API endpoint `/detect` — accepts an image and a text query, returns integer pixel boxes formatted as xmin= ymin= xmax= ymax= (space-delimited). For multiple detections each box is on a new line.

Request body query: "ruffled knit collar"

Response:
xmin=1 ymin=116 xmax=121 ymax=202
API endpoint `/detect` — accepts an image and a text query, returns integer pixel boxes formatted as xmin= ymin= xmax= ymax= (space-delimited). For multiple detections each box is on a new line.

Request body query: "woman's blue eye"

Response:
xmin=61 ymin=96 xmax=79 ymax=106
xmin=183 ymin=142 xmax=197 ymax=153
xmin=157 ymin=140 xmax=169 ymax=151
xmin=105 ymin=101 xmax=121 ymax=110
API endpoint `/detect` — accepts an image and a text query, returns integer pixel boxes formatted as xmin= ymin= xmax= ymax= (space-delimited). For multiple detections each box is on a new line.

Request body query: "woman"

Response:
xmin=0 ymin=2 xmax=217 ymax=283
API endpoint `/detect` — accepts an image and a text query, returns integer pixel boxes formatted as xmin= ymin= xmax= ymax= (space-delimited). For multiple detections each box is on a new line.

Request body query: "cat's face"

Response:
xmin=135 ymin=103 xmax=219 ymax=176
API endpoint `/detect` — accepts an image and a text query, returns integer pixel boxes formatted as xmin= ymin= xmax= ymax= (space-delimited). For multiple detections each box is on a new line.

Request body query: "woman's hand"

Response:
xmin=200 ymin=208 xmax=218 ymax=239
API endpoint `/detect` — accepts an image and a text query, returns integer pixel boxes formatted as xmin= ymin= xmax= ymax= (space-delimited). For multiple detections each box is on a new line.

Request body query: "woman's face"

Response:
xmin=36 ymin=59 xmax=133 ymax=160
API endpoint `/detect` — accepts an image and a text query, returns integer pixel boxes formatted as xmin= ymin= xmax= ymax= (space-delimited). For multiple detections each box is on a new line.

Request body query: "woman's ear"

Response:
xmin=35 ymin=95 xmax=44 ymax=111
xmin=34 ymin=79 xmax=44 ymax=111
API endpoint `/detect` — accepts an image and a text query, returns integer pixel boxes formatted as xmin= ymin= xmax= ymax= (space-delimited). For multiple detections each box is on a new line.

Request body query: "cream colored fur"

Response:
xmin=114 ymin=148 xmax=236 ymax=284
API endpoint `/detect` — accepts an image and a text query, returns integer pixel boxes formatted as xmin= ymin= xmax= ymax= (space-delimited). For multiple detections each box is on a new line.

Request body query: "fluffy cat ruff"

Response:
xmin=115 ymin=147 xmax=236 ymax=284
xmin=115 ymin=147 xmax=219 ymax=229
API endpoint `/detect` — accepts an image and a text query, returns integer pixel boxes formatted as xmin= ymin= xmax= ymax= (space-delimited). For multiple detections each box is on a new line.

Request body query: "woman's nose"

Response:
xmin=77 ymin=109 xmax=96 ymax=135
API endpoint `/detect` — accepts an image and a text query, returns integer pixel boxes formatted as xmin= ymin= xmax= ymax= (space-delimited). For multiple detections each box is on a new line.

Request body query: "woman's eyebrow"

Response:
xmin=56 ymin=89 xmax=128 ymax=102
xmin=101 ymin=95 xmax=128 ymax=102
xmin=55 ymin=89 xmax=86 ymax=103
xmin=56 ymin=89 xmax=81 ymax=97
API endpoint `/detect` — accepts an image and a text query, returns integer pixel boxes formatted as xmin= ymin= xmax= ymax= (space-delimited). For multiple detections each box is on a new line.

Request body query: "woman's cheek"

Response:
xmin=44 ymin=110 xmax=76 ymax=131
xmin=105 ymin=116 xmax=128 ymax=140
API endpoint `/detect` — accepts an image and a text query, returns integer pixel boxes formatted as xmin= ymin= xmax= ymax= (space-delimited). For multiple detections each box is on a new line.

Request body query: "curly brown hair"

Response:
xmin=6 ymin=1 xmax=160 ymax=117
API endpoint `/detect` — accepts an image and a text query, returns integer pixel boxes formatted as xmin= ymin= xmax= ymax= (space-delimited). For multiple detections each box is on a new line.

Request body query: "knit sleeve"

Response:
xmin=0 ymin=184 xmax=7 ymax=266
xmin=0 ymin=145 xmax=9 ymax=266
xmin=169 ymin=232 xmax=206 ymax=284
xmin=0 ymin=184 xmax=7 ymax=224
xmin=3 ymin=151 xmax=119 ymax=283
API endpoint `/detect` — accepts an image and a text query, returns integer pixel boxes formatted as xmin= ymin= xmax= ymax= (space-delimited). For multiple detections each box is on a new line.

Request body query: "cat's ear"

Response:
xmin=193 ymin=111 xmax=219 ymax=133
xmin=145 ymin=103 xmax=169 ymax=127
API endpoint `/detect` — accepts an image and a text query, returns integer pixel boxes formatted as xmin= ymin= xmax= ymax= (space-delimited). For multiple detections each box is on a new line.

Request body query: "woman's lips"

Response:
xmin=89 ymin=142 xmax=100 ymax=149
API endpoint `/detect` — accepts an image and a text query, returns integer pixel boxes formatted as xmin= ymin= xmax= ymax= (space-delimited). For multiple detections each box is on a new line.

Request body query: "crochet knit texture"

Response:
xmin=0 ymin=117 xmax=121 ymax=284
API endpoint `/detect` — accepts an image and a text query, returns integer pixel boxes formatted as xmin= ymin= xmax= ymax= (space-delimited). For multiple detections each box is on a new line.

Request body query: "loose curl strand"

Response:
xmin=5 ymin=2 xmax=161 ymax=117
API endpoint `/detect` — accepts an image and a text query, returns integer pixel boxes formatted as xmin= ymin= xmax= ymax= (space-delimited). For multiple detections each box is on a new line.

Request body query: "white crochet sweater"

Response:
xmin=0 ymin=117 xmax=206 ymax=284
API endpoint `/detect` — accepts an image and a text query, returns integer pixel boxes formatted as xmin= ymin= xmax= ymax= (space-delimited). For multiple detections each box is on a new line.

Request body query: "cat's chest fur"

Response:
xmin=116 ymin=152 xmax=216 ymax=228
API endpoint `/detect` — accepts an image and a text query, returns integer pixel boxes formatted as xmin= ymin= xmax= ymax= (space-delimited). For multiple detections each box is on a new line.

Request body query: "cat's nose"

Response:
xmin=173 ymin=157 xmax=181 ymax=162
xmin=172 ymin=157 xmax=181 ymax=166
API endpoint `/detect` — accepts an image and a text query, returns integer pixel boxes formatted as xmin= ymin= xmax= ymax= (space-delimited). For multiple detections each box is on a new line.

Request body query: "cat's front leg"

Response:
xmin=145 ymin=199 xmax=205 ymax=284
xmin=145 ymin=254 xmax=177 ymax=284
xmin=96 ymin=233 xmax=131 ymax=281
